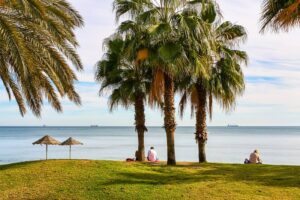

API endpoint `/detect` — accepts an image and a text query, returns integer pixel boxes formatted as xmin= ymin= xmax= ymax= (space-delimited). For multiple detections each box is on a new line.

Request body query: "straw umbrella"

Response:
xmin=33 ymin=135 xmax=61 ymax=160
xmin=60 ymin=137 xmax=83 ymax=159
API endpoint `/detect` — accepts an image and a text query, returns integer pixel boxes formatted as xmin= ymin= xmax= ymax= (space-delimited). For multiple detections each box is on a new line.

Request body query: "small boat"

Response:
xmin=227 ymin=124 xmax=239 ymax=127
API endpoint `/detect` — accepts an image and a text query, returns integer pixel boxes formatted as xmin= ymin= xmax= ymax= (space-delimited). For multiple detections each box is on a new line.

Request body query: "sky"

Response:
xmin=1 ymin=0 xmax=300 ymax=126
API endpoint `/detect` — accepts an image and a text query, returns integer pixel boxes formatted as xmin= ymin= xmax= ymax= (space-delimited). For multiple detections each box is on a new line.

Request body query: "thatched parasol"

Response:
xmin=33 ymin=135 xmax=61 ymax=160
xmin=60 ymin=137 xmax=83 ymax=159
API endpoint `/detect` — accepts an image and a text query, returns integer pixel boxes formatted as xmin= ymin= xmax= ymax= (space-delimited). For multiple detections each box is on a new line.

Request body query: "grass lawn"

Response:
xmin=0 ymin=160 xmax=299 ymax=200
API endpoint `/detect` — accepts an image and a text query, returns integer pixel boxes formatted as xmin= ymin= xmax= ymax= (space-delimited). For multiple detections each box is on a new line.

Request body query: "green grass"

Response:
xmin=0 ymin=160 xmax=299 ymax=200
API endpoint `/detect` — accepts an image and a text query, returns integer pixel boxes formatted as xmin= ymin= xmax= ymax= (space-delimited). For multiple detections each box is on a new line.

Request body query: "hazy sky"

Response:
xmin=1 ymin=0 xmax=300 ymax=126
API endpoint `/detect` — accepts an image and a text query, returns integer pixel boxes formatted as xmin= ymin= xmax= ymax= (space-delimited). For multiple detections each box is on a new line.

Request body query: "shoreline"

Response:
xmin=2 ymin=126 xmax=300 ymax=128
xmin=1 ymin=159 xmax=299 ymax=167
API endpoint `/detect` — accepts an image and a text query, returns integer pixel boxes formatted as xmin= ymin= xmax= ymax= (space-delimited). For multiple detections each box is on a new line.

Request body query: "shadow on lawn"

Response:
xmin=104 ymin=163 xmax=300 ymax=188
xmin=0 ymin=161 xmax=42 ymax=171
xmin=0 ymin=160 xmax=74 ymax=171
xmin=201 ymin=164 xmax=300 ymax=188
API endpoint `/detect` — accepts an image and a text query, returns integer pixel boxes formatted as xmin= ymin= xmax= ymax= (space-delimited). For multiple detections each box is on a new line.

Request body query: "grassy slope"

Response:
xmin=0 ymin=160 xmax=299 ymax=200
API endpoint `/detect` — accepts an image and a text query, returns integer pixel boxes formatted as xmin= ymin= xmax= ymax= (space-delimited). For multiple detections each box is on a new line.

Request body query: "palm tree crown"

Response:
xmin=96 ymin=34 xmax=151 ymax=112
xmin=0 ymin=0 xmax=83 ymax=116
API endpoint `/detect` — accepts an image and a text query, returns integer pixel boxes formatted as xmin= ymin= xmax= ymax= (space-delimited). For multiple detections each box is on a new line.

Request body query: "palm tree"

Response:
xmin=261 ymin=0 xmax=300 ymax=32
xmin=113 ymin=0 xmax=213 ymax=165
xmin=177 ymin=4 xmax=248 ymax=163
xmin=96 ymin=32 xmax=152 ymax=161
xmin=0 ymin=0 xmax=83 ymax=116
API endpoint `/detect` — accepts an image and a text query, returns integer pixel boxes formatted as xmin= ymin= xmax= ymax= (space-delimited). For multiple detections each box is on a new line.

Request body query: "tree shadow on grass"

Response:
xmin=103 ymin=163 xmax=300 ymax=188
xmin=200 ymin=164 xmax=300 ymax=188
xmin=0 ymin=160 xmax=73 ymax=171
xmin=104 ymin=171 xmax=214 ymax=186
xmin=0 ymin=160 xmax=43 ymax=171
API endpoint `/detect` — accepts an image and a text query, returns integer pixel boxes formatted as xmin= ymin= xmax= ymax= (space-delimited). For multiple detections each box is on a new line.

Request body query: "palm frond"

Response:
xmin=260 ymin=0 xmax=300 ymax=32
xmin=0 ymin=0 xmax=83 ymax=116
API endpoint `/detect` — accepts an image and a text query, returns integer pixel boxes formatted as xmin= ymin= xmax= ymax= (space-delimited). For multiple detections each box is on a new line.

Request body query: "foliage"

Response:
xmin=113 ymin=0 xmax=216 ymax=102
xmin=0 ymin=0 xmax=83 ymax=116
xmin=177 ymin=4 xmax=247 ymax=120
xmin=96 ymin=31 xmax=152 ymax=112
xmin=261 ymin=0 xmax=300 ymax=32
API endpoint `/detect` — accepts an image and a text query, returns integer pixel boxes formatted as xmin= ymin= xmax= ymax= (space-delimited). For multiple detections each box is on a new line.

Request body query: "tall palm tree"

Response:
xmin=0 ymin=0 xmax=83 ymax=116
xmin=177 ymin=4 xmax=248 ymax=163
xmin=113 ymin=0 xmax=213 ymax=165
xmin=261 ymin=0 xmax=300 ymax=32
xmin=96 ymin=32 xmax=152 ymax=161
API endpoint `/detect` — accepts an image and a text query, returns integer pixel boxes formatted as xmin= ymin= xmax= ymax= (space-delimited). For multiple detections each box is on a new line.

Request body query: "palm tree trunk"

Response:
xmin=164 ymin=73 xmax=176 ymax=165
xmin=134 ymin=92 xmax=146 ymax=161
xmin=196 ymin=83 xmax=207 ymax=163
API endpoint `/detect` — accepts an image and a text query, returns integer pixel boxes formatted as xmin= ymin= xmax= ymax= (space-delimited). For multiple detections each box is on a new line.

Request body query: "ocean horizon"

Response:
xmin=0 ymin=126 xmax=299 ymax=166
xmin=2 ymin=126 xmax=300 ymax=127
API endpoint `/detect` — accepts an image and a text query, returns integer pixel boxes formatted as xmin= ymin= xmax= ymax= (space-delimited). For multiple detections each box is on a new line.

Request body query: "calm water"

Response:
xmin=0 ymin=126 xmax=299 ymax=165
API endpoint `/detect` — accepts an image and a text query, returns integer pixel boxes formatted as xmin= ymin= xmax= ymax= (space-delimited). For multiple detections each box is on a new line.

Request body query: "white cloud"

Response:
xmin=1 ymin=0 xmax=300 ymax=126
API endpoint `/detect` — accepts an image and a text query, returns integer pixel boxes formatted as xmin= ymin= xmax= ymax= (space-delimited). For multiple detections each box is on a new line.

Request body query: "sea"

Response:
xmin=0 ymin=126 xmax=299 ymax=165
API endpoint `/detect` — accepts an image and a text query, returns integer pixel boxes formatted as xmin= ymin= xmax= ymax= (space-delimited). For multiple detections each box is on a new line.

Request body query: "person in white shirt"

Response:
xmin=147 ymin=146 xmax=159 ymax=162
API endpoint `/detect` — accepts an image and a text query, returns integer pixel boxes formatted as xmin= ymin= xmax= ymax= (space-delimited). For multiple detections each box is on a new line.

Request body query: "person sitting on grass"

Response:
xmin=147 ymin=146 xmax=159 ymax=162
xmin=125 ymin=150 xmax=139 ymax=162
xmin=244 ymin=149 xmax=262 ymax=164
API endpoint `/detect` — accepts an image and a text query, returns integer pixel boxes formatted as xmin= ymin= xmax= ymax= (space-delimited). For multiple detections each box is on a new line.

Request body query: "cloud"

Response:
xmin=1 ymin=0 xmax=300 ymax=126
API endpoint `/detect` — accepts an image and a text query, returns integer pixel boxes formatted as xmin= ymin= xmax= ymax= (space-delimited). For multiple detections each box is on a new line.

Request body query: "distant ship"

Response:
xmin=227 ymin=124 xmax=239 ymax=127
xmin=90 ymin=125 xmax=99 ymax=127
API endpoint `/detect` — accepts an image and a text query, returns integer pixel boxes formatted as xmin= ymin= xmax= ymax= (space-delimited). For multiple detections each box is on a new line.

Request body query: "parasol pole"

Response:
xmin=69 ymin=145 xmax=71 ymax=159
xmin=46 ymin=144 xmax=48 ymax=160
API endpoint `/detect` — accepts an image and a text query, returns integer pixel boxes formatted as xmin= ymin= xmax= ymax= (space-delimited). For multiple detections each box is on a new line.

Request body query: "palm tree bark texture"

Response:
xmin=164 ymin=73 xmax=176 ymax=165
xmin=196 ymin=82 xmax=208 ymax=163
xmin=134 ymin=92 xmax=147 ymax=161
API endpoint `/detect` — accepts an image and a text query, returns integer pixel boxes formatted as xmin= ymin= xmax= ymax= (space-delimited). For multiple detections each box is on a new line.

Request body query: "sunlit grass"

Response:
xmin=0 ymin=160 xmax=299 ymax=199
